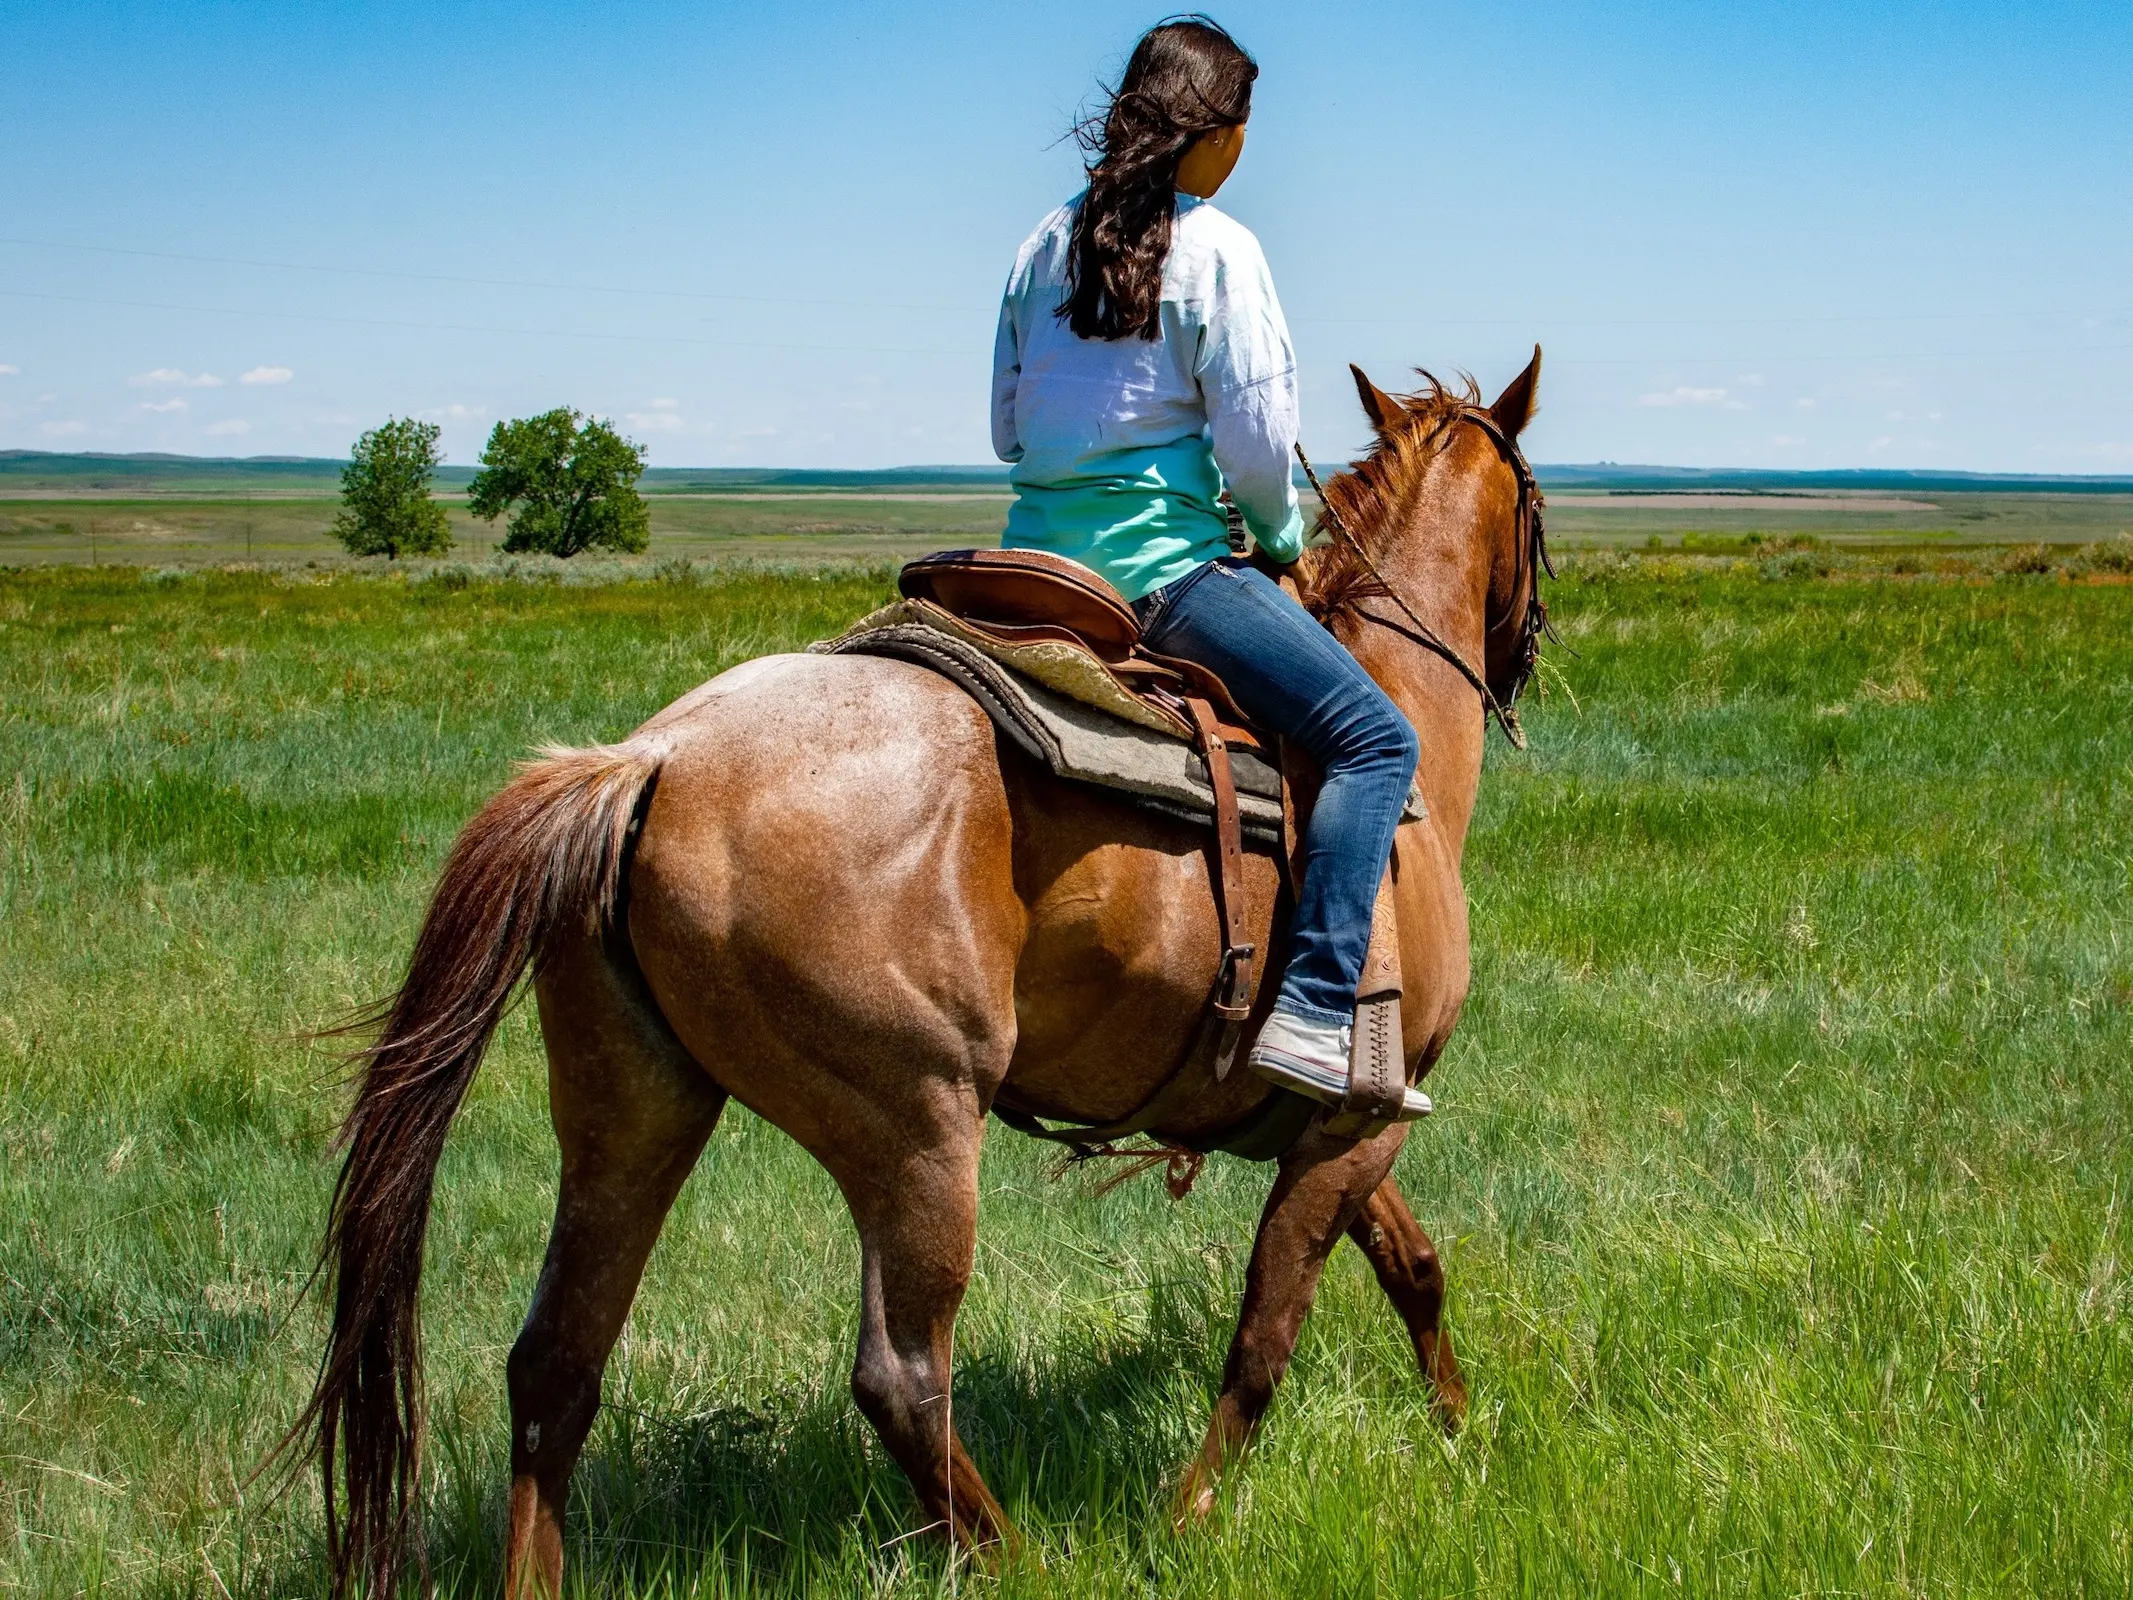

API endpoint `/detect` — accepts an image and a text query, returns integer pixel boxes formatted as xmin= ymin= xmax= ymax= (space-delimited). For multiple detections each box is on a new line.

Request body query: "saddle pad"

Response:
xmin=814 ymin=620 xmax=1287 ymax=844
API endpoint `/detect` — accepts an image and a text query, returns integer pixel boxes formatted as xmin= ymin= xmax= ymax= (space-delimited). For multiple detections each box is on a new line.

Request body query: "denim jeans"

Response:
xmin=1134 ymin=558 xmax=1420 ymax=1024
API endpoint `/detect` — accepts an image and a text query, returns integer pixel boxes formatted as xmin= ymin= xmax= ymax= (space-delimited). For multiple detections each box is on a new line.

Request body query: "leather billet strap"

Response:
xmin=1181 ymin=696 xmax=1259 ymax=1080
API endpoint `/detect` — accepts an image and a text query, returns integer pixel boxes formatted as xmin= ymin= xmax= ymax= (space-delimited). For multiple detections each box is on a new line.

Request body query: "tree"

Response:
xmin=333 ymin=417 xmax=453 ymax=558
xmin=466 ymin=409 xmax=650 ymax=557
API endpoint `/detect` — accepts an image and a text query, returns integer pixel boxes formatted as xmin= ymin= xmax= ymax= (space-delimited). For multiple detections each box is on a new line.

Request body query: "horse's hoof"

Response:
xmin=1432 ymin=1380 xmax=1469 ymax=1433
xmin=1168 ymin=1478 xmax=1218 ymax=1533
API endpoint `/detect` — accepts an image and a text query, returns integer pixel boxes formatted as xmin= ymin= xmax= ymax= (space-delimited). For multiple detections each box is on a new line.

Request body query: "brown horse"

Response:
xmin=296 ymin=352 xmax=1546 ymax=1597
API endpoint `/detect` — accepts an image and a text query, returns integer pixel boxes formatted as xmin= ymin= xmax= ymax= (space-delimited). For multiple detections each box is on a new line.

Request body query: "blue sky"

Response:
xmin=3 ymin=0 xmax=2127 ymax=471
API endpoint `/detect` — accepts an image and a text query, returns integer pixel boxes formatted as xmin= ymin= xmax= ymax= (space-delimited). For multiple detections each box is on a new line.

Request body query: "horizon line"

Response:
xmin=4 ymin=448 xmax=2133 ymax=485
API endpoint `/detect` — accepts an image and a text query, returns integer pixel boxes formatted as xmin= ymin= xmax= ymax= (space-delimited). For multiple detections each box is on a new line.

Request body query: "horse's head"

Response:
xmin=1301 ymin=347 xmax=1551 ymax=743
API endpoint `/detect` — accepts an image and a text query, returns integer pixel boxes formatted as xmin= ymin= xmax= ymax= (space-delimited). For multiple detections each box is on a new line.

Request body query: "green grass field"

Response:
xmin=3 ymin=485 xmax=2129 ymax=570
xmin=0 ymin=492 xmax=1017 ymax=569
xmin=3 ymin=554 xmax=2129 ymax=1597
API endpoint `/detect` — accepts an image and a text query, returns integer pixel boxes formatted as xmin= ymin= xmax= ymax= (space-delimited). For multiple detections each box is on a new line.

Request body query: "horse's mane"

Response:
xmin=1296 ymin=371 xmax=1482 ymax=626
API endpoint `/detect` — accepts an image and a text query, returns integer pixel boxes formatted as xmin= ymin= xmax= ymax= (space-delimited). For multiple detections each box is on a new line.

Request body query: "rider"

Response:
xmin=991 ymin=16 xmax=1427 ymax=1118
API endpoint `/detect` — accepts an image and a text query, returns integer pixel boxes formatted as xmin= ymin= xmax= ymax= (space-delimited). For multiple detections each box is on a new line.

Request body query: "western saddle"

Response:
xmin=896 ymin=548 xmax=1411 ymax=1145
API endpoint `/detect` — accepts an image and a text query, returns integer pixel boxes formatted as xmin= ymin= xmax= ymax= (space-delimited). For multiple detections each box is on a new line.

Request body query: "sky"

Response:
xmin=2 ymin=0 xmax=2128 ymax=472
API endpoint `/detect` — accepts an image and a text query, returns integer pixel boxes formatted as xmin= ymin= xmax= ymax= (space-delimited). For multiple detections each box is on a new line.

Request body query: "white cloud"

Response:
xmin=1770 ymin=433 xmax=1807 ymax=447
xmin=1639 ymin=385 xmax=1742 ymax=409
xmin=129 ymin=368 xmax=224 ymax=389
xmin=0 ymin=364 xmax=19 ymax=376
xmin=422 ymin=403 xmax=488 ymax=420
xmin=645 ymin=397 xmax=678 ymax=409
xmin=205 ymin=418 xmax=251 ymax=436
xmin=1867 ymin=435 xmax=1895 ymax=454
xmin=40 ymin=419 xmax=88 ymax=437
xmin=1795 ymin=398 xmax=1817 ymax=410
xmin=627 ymin=409 xmax=686 ymax=432
xmin=141 ymin=398 xmax=189 ymax=414
xmin=1738 ymin=373 xmax=1766 ymax=387
xmin=239 ymin=365 xmax=293 ymax=386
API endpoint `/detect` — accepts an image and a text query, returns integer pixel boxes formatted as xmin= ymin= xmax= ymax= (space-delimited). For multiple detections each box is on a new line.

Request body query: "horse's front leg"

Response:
xmin=1174 ymin=1119 xmax=1406 ymax=1524
xmin=1348 ymin=1173 xmax=1467 ymax=1428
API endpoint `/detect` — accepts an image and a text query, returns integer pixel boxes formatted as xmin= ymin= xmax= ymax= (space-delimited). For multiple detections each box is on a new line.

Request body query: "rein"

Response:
xmin=1294 ymin=407 xmax=1552 ymax=750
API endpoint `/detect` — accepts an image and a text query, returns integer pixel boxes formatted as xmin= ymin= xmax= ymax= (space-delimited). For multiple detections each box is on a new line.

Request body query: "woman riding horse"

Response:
xmin=292 ymin=16 xmax=1549 ymax=1595
xmin=992 ymin=16 xmax=1428 ymax=1115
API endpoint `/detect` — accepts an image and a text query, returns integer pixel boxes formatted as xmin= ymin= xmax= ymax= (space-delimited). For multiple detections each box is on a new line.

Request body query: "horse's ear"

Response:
xmin=1490 ymin=345 xmax=1542 ymax=439
xmin=1350 ymin=364 xmax=1403 ymax=433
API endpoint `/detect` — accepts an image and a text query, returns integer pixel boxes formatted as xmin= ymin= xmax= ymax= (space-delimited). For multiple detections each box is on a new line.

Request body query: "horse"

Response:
xmin=294 ymin=351 xmax=1547 ymax=1597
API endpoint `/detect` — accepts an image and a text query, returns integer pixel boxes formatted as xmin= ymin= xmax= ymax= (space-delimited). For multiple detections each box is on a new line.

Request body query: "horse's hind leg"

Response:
xmin=831 ymin=1114 xmax=1011 ymax=1550
xmin=503 ymin=937 xmax=728 ymax=1600
xmin=1347 ymin=1174 xmax=1468 ymax=1427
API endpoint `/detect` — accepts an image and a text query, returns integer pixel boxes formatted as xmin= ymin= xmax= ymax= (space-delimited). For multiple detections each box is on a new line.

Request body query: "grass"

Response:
xmin=1 ymin=552 xmax=2129 ymax=1597
xmin=0 ymin=493 xmax=1014 ymax=569
xmin=3 ymin=487 xmax=2129 ymax=570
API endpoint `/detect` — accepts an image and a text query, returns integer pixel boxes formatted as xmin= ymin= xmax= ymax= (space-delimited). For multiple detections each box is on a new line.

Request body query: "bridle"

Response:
xmin=1294 ymin=406 xmax=1554 ymax=749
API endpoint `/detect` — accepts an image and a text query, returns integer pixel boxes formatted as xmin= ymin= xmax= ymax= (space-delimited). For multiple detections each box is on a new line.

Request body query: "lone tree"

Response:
xmin=467 ymin=408 xmax=650 ymax=557
xmin=333 ymin=417 xmax=453 ymax=558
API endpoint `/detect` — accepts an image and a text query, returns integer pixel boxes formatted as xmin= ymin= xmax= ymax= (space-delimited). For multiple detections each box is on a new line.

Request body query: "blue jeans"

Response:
xmin=1134 ymin=558 xmax=1420 ymax=1024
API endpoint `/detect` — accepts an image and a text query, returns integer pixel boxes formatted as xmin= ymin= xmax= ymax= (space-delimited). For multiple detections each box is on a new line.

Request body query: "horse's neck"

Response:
xmin=1348 ymin=464 xmax=1499 ymax=854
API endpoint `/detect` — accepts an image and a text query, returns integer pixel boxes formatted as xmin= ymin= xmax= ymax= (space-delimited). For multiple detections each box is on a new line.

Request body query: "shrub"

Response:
xmin=653 ymin=556 xmax=700 ymax=586
xmin=1760 ymin=551 xmax=1832 ymax=581
xmin=2070 ymin=534 xmax=2133 ymax=576
xmin=1993 ymin=543 xmax=2056 ymax=576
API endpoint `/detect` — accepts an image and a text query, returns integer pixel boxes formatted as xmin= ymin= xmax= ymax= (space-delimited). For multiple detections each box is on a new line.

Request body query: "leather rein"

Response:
xmin=1294 ymin=406 xmax=1553 ymax=749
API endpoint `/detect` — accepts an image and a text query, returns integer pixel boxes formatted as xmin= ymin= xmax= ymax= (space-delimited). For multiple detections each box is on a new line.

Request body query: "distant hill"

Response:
xmin=0 ymin=450 xmax=364 ymax=493
xmin=4 ymin=450 xmax=2130 ymax=498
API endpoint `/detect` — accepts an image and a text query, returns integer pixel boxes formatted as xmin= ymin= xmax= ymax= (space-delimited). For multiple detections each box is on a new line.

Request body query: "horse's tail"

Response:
xmin=292 ymin=737 xmax=664 ymax=1600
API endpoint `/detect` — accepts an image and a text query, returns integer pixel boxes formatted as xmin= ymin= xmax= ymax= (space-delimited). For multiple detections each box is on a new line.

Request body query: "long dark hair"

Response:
xmin=1059 ymin=16 xmax=1258 ymax=342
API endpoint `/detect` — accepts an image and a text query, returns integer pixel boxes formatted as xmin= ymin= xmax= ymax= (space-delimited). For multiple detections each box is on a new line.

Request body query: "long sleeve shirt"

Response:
xmin=990 ymin=192 xmax=1305 ymax=602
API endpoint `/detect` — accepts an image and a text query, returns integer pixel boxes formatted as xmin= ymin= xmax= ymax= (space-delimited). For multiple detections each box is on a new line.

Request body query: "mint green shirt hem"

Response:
xmin=1002 ymin=440 xmax=1307 ymax=603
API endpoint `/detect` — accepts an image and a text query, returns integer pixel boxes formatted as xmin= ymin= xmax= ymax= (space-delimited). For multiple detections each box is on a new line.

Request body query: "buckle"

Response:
xmin=1212 ymin=943 xmax=1256 ymax=1022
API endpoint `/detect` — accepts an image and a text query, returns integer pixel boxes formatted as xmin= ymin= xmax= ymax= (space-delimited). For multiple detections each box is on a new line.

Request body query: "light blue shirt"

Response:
xmin=990 ymin=193 xmax=1306 ymax=602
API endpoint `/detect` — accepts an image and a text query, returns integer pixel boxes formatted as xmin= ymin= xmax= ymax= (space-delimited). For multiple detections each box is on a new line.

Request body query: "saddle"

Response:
xmin=835 ymin=548 xmax=1414 ymax=1149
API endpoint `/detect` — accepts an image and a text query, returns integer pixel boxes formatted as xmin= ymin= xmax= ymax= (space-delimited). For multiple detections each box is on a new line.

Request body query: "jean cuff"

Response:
xmin=1271 ymin=996 xmax=1353 ymax=1027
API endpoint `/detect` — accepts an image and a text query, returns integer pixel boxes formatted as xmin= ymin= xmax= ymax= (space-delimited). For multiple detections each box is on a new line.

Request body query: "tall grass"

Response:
xmin=1 ymin=560 xmax=2127 ymax=1596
